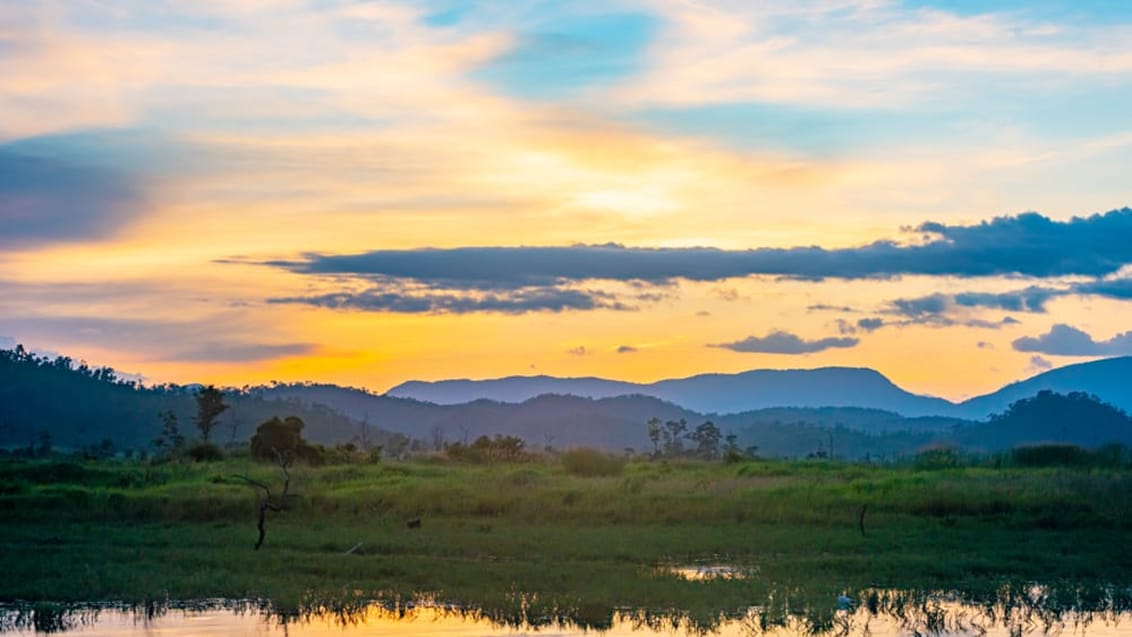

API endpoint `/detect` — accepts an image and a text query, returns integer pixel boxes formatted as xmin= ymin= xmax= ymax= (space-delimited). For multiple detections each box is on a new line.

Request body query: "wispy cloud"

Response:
xmin=620 ymin=2 xmax=1132 ymax=109
xmin=1028 ymin=355 xmax=1053 ymax=371
xmin=0 ymin=146 xmax=147 ymax=247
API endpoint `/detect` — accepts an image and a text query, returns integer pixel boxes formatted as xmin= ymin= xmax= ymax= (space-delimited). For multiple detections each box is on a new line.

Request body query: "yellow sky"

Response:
xmin=3 ymin=0 xmax=1132 ymax=402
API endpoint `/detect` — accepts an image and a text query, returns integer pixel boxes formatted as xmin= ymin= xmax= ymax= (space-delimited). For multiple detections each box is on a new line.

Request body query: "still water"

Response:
xmin=3 ymin=589 xmax=1131 ymax=637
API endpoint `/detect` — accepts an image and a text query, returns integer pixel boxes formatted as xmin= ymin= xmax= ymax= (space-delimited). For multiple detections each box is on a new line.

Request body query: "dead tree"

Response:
xmin=232 ymin=450 xmax=293 ymax=550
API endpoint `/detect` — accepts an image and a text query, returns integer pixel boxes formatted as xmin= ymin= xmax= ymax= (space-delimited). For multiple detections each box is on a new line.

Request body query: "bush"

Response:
xmin=914 ymin=445 xmax=960 ymax=470
xmin=186 ymin=442 xmax=223 ymax=462
xmin=1011 ymin=443 xmax=1091 ymax=467
xmin=560 ymin=447 xmax=625 ymax=477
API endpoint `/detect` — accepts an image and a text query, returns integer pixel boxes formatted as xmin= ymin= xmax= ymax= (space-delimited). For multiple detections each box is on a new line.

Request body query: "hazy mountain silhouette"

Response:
xmin=7 ymin=343 xmax=1132 ymax=458
xmin=388 ymin=367 xmax=957 ymax=416
xmin=256 ymin=384 xmax=697 ymax=451
xmin=957 ymin=357 xmax=1132 ymax=419
xmin=387 ymin=376 xmax=644 ymax=405
xmin=0 ymin=347 xmax=398 ymax=451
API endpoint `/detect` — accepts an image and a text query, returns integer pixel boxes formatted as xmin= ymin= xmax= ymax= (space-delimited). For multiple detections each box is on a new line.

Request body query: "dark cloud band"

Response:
xmin=268 ymin=287 xmax=632 ymax=314
xmin=264 ymin=209 xmax=1132 ymax=287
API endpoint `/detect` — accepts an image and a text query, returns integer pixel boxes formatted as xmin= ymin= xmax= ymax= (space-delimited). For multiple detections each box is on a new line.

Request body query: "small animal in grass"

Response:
xmin=406 ymin=517 xmax=422 ymax=529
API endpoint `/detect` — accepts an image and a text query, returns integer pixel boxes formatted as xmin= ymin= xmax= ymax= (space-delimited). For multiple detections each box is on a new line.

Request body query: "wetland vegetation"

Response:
xmin=3 ymin=450 xmax=1132 ymax=633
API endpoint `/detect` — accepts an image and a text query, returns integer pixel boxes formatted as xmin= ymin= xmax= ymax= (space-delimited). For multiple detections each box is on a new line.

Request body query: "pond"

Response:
xmin=4 ymin=585 xmax=1131 ymax=637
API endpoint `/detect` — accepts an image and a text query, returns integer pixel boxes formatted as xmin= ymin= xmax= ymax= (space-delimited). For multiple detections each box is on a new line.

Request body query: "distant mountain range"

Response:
xmin=5 ymin=343 xmax=1131 ymax=458
xmin=387 ymin=357 xmax=1132 ymax=420
xmin=255 ymin=384 xmax=967 ymax=458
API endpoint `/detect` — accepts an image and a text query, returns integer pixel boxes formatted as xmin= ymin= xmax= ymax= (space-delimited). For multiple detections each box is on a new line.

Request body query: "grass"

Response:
xmin=2 ymin=456 xmax=1132 ymax=630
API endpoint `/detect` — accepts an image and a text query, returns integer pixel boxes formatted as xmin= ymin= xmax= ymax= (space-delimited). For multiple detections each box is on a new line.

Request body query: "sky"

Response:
xmin=2 ymin=0 xmax=1132 ymax=401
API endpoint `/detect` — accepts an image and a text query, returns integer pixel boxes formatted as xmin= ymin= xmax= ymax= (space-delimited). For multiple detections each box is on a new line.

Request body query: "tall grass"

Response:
xmin=4 ymin=455 xmax=1132 ymax=609
xmin=4 ymin=457 xmax=1132 ymax=527
xmin=559 ymin=447 xmax=625 ymax=477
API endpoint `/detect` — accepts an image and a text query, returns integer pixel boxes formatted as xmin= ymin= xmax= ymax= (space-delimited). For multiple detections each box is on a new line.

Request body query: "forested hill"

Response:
xmin=0 ymin=346 xmax=395 ymax=451
xmin=4 ymin=345 xmax=1131 ymax=458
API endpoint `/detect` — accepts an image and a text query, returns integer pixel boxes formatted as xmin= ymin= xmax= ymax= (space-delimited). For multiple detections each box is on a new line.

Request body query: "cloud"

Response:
xmin=977 ymin=341 xmax=994 ymax=349
xmin=264 ymin=210 xmax=1132 ymax=288
xmin=1074 ymin=278 xmax=1132 ymax=300
xmin=1028 ymin=355 xmax=1053 ymax=371
xmin=268 ymin=286 xmax=631 ymax=315
xmin=622 ymin=1 xmax=1132 ymax=112
xmin=616 ymin=345 xmax=637 ymax=353
xmin=710 ymin=330 xmax=858 ymax=354
xmin=1012 ymin=323 xmax=1132 ymax=356
xmin=891 ymin=293 xmax=949 ymax=317
xmin=857 ymin=318 xmax=884 ymax=332
xmin=808 ymin=304 xmax=856 ymax=312
xmin=567 ymin=345 xmax=588 ymax=356
xmin=0 ymin=145 xmax=146 ymax=247
xmin=885 ymin=289 xmax=1038 ymax=330
xmin=0 ymin=312 xmax=312 ymax=365
xmin=953 ymin=287 xmax=1059 ymax=312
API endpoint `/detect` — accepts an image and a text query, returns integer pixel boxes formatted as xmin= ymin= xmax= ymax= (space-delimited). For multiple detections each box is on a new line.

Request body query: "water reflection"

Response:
xmin=3 ymin=584 xmax=1131 ymax=636
xmin=666 ymin=565 xmax=753 ymax=581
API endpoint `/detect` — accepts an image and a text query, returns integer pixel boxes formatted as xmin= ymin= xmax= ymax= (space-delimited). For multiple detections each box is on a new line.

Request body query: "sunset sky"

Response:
xmin=3 ymin=0 xmax=1132 ymax=400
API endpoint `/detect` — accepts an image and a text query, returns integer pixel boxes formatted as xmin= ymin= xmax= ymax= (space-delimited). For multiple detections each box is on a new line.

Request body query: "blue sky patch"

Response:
xmin=473 ymin=11 xmax=658 ymax=100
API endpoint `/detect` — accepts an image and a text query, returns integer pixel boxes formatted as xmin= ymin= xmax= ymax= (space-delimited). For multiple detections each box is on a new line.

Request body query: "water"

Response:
xmin=4 ymin=587 xmax=1131 ymax=637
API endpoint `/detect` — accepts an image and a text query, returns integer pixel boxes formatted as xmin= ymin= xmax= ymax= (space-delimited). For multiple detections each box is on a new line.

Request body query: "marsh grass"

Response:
xmin=2 ymin=457 xmax=1132 ymax=615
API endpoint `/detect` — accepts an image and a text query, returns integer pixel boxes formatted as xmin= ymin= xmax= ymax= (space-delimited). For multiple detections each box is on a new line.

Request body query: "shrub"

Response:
xmin=1011 ymin=443 xmax=1091 ymax=467
xmin=185 ymin=442 xmax=223 ymax=462
xmin=560 ymin=447 xmax=625 ymax=477
xmin=914 ymin=445 xmax=960 ymax=470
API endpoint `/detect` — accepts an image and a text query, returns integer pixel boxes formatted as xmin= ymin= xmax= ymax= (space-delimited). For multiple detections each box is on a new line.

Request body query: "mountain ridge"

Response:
xmin=388 ymin=365 xmax=957 ymax=416
xmin=388 ymin=358 xmax=1132 ymax=420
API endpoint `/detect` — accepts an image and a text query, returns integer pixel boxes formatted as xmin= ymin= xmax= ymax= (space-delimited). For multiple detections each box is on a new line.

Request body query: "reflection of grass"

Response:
xmin=2 ymin=457 xmax=1132 ymax=614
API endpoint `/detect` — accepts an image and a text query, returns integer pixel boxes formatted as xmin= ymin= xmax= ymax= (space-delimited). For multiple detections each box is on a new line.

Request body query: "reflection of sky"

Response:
xmin=2 ymin=1 xmax=1132 ymax=399
xmin=8 ymin=602 xmax=1130 ymax=637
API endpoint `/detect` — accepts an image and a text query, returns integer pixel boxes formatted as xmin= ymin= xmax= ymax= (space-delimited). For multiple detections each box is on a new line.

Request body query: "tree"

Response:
xmin=723 ymin=431 xmax=740 ymax=456
xmin=688 ymin=420 xmax=722 ymax=460
xmin=195 ymin=385 xmax=229 ymax=442
xmin=153 ymin=410 xmax=185 ymax=459
xmin=250 ymin=416 xmax=311 ymax=462
xmin=36 ymin=430 xmax=52 ymax=457
xmin=986 ymin=390 xmax=1131 ymax=449
xmin=646 ymin=417 xmax=662 ymax=456
xmin=233 ymin=423 xmax=298 ymax=550
xmin=662 ymin=418 xmax=688 ymax=457
xmin=429 ymin=425 xmax=446 ymax=451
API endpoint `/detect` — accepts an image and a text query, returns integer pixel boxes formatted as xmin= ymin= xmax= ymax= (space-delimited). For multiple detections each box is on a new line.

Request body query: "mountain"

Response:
xmin=388 ymin=367 xmax=957 ymax=417
xmin=7 ymin=343 xmax=1131 ymax=458
xmin=256 ymin=384 xmax=697 ymax=451
xmin=958 ymin=357 xmax=1132 ymax=419
xmin=387 ymin=376 xmax=643 ymax=406
xmin=260 ymin=384 xmax=976 ymax=456
xmin=0 ymin=348 xmax=400 ymax=451
xmin=646 ymin=368 xmax=956 ymax=416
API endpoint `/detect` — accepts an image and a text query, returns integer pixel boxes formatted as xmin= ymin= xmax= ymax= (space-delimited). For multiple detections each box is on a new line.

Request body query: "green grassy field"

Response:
xmin=3 ymin=455 xmax=1132 ymax=629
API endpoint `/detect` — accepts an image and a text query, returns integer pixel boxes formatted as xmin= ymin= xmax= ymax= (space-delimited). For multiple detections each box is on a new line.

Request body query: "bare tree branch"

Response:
xmin=230 ymin=448 xmax=294 ymax=550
